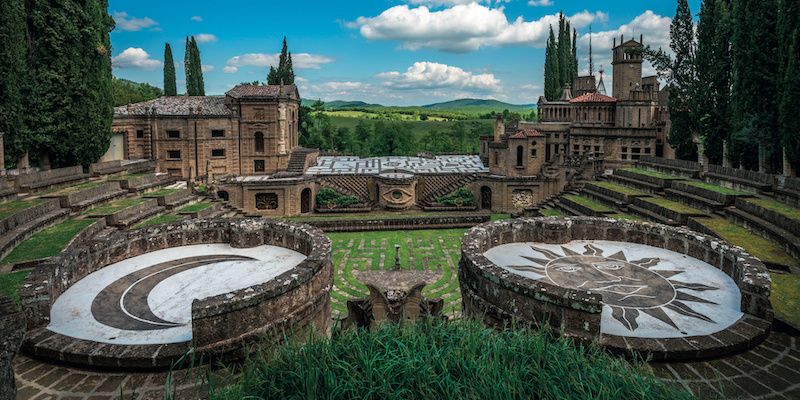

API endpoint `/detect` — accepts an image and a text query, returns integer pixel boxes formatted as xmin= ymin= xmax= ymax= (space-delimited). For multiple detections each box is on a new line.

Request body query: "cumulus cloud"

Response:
xmin=295 ymin=76 xmax=309 ymax=83
xmin=349 ymin=4 xmax=607 ymax=53
xmin=191 ymin=16 xmax=203 ymax=22
xmin=225 ymin=53 xmax=335 ymax=70
xmin=528 ymin=0 xmax=553 ymax=6
xmin=111 ymin=47 xmax=162 ymax=70
xmin=202 ymin=65 xmax=215 ymax=73
xmin=113 ymin=11 xmax=159 ymax=32
xmin=406 ymin=0 xmax=512 ymax=6
xmin=222 ymin=66 xmax=238 ymax=74
xmin=375 ymin=62 xmax=500 ymax=91
xmin=194 ymin=33 xmax=218 ymax=44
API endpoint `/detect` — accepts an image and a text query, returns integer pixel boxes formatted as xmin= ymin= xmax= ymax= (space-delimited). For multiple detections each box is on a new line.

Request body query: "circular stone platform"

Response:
xmin=459 ymin=217 xmax=774 ymax=360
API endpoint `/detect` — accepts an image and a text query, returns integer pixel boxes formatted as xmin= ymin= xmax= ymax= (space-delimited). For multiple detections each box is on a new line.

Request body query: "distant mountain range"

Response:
xmin=301 ymin=98 xmax=536 ymax=111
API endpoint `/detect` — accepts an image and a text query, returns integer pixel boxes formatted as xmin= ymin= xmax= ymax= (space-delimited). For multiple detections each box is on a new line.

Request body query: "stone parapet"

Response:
xmin=0 ymin=294 xmax=24 ymax=400
xmin=303 ymin=214 xmax=491 ymax=232
xmin=15 ymin=166 xmax=88 ymax=194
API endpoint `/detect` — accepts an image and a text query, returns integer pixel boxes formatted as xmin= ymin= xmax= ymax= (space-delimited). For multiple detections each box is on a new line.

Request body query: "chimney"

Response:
xmin=640 ymin=34 xmax=643 ymax=44
xmin=621 ymin=34 xmax=624 ymax=43
xmin=494 ymin=114 xmax=505 ymax=142
xmin=613 ymin=38 xmax=616 ymax=47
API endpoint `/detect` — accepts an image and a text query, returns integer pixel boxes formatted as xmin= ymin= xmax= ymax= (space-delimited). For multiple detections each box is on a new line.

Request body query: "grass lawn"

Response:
xmin=0 ymin=199 xmax=47 ymax=220
xmin=145 ymin=188 xmax=183 ymax=197
xmin=177 ymin=202 xmax=214 ymax=213
xmin=770 ymin=273 xmax=800 ymax=327
xmin=693 ymin=218 xmax=800 ymax=268
xmin=84 ymin=198 xmax=147 ymax=215
xmin=133 ymin=214 xmax=185 ymax=229
xmin=564 ymin=195 xmax=614 ymax=212
xmin=287 ymin=212 xmax=509 ymax=222
xmin=0 ymin=270 xmax=30 ymax=307
xmin=619 ymin=168 xmax=682 ymax=180
xmin=41 ymin=180 xmax=108 ymax=196
xmin=608 ymin=214 xmax=646 ymax=221
xmin=641 ymin=197 xmax=703 ymax=214
xmin=541 ymin=209 xmax=566 ymax=217
xmin=681 ymin=181 xmax=750 ymax=195
xmin=591 ymin=181 xmax=647 ymax=196
xmin=745 ymin=198 xmax=800 ymax=222
xmin=117 ymin=174 xmax=149 ymax=180
xmin=1 ymin=219 xmax=96 ymax=265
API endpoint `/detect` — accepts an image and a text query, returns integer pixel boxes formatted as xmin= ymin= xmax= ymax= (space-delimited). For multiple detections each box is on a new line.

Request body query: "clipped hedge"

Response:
xmin=316 ymin=188 xmax=360 ymax=208
xmin=437 ymin=187 xmax=474 ymax=206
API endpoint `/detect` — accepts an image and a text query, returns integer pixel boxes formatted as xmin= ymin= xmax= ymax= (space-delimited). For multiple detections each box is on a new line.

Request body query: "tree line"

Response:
xmin=0 ymin=0 xmax=114 ymax=168
xmin=644 ymin=0 xmax=800 ymax=172
xmin=543 ymin=12 xmax=578 ymax=101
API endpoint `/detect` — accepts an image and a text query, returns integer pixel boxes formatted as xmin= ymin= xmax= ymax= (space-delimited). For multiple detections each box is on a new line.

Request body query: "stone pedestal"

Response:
xmin=783 ymin=148 xmax=796 ymax=178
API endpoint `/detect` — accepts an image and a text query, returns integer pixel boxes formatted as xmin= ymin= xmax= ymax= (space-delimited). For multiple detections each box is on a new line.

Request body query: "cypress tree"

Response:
xmin=185 ymin=36 xmax=195 ymax=95
xmin=267 ymin=66 xmax=279 ymax=85
xmin=185 ymin=36 xmax=205 ymax=96
xmin=664 ymin=0 xmax=698 ymax=160
xmin=285 ymin=51 xmax=295 ymax=85
xmin=191 ymin=36 xmax=205 ymax=96
xmin=778 ymin=0 xmax=800 ymax=165
xmin=164 ymin=43 xmax=177 ymax=96
xmin=0 ymin=0 xmax=27 ymax=165
xmin=544 ymin=27 xmax=559 ymax=100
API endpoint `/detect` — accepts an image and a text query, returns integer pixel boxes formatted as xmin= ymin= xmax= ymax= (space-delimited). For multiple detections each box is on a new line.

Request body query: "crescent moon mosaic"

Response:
xmin=483 ymin=240 xmax=743 ymax=338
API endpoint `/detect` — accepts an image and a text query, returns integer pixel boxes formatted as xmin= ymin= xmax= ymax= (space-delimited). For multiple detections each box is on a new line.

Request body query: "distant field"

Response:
xmin=329 ymin=116 xmax=487 ymax=135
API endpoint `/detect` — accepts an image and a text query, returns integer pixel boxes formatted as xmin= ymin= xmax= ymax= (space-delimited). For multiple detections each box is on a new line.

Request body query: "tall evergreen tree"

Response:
xmin=543 ymin=27 xmax=559 ymax=100
xmin=542 ymin=14 xmax=578 ymax=100
xmin=184 ymin=36 xmax=204 ymax=96
xmin=0 ymin=0 xmax=27 ymax=165
xmin=164 ymin=43 xmax=177 ymax=96
xmin=778 ymin=0 xmax=800 ymax=165
xmin=267 ymin=37 xmax=295 ymax=85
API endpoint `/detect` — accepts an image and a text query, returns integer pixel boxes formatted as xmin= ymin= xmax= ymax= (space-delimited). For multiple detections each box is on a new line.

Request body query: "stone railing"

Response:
xmin=15 ymin=165 xmax=87 ymax=193
xmin=303 ymin=214 xmax=491 ymax=232
xmin=459 ymin=217 xmax=772 ymax=360
xmin=19 ymin=218 xmax=332 ymax=367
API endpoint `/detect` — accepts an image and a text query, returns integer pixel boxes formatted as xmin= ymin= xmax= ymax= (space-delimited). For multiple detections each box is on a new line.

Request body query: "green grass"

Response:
xmin=681 ymin=181 xmax=750 ymax=195
xmin=84 ymin=198 xmax=147 ymax=215
xmin=146 ymin=188 xmax=183 ymax=196
xmin=770 ymin=273 xmax=800 ymax=327
xmin=202 ymin=318 xmax=697 ymax=400
xmin=640 ymin=197 xmax=703 ymax=214
xmin=693 ymin=218 xmax=800 ymax=268
xmin=745 ymin=198 xmax=800 ymax=222
xmin=490 ymin=213 xmax=511 ymax=221
xmin=607 ymin=214 xmax=646 ymax=221
xmin=591 ymin=181 xmax=647 ymax=196
xmin=564 ymin=195 xmax=614 ymax=212
xmin=133 ymin=214 xmax=185 ymax=229
xmin=541 ymin=209 xmax=566 ymax=217
xmin=0 ymin=270 xmax=30 ymax=307
xmin=41 ymin=180 xmax=108 ymax=196
xmin=1 ymin=219 xmax=96 ymax=265
xmin=117 ymin=174 xmax=149 ymax=180
xmin=0 ymin=199 xmax=47 ymax=220
xmin=177 ymin=202 xmax=214 ymax=213
xmin=619 ymin=168 xmax=682 ymax=180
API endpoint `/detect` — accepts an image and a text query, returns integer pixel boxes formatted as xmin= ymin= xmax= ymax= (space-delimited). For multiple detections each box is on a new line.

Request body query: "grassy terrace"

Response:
xmin=591 ymin=181 xmax=647 ymax=196
xmin=133 ymin=214 xmax=184 ymax=229
xmin=745 ymin=198 xmax=800 ymax=221
xmin=0 ymin=199 xmax=47 ymax=220
xmin=692 ymin=218 xmax=800 ymax=269
xmin=540 ymin=209 xmax=566 ymax=217
xmin=619 ymin=168 xmax=682 ymax=180
xmin=680 ymin=181 xmax=750 ymax=195
xmin=770 ymin=273 xmax=800 ymax=327
xmin=640 ymin=197 xmax=703 ymax=214
xmin=41 ymin=180 xmax=108 ymax=196
xmin=563 ymin=195 xmax=614 ymax=212
xmin=145 ymin=188 xmax=183 ymax=197
xmin=177 ymin=202 xmax=214 ymax=213
xmin=0 ymin=270 xmax=30 ymax=306
xmin=84 ymin=198 xmax=147 ymax=215
xmin=1 ymin=219 xmax=96 ymax=265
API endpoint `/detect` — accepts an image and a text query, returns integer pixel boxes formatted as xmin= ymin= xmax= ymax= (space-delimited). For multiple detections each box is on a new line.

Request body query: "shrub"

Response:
xmin=316 ymin=188 xmax=360 ymax=208
xmin=436 ymin=187 xmax=474 ymax=206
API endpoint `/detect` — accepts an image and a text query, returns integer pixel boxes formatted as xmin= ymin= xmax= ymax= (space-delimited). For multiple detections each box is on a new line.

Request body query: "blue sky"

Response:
xmin=109 ymin=0 xmax=700 ymax=106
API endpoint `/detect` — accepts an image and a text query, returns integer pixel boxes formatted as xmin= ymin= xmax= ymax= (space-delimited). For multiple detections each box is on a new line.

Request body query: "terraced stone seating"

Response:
xmin=45 ymin=182 xmax=126 ymax=214
xmin=629 ymin=197 xmax=707 ymax=225
xmin=0 ymin=199 xmax=69 ymax=262
xmin=178 ymin=202 xmax=223 ymax=219
xmin=664 ymin=181 xmax=753 ymax=214
xmin=614 ymin=168 xmax=685 ymax=190
xmin=15 ymin=166 xmax=88 ymax=195
xmin=581 ymin=182 xmax=650 ymax=209
xmin=121 ymin=159 xmax=158 ymax=175
xmin=638 ymin=155 xmax=700 ymax=179
xmin=774 ymin=177 xmax=800 ymax=208
xmin=704 ymin=165 xmax=774 ymax=194
xmin=113 ymin=173 xmax=176 ymax=194
xmin=558 ymin=195 xmax=615 ymax=217
xmin=0 ymin=179 xmax=18 ymax=203
xmin=103 ymin=198 xmax=166 ymax=229
xmin=89 ymin=160 xmax=126 ymax=178
xmin=144 ymin=189 xmax=195 ymax=210
xmin=726 ymin=198 xmax=800 ymax=265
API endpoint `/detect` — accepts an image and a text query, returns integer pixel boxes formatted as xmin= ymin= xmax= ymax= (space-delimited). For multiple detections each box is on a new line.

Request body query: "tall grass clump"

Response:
xmin=205 ymin=318 xmax=698 ymax=400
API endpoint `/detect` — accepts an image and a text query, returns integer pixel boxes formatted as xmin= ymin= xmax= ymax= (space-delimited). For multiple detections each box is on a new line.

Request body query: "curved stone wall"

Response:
xmin=19 ymin=218 xmax=332 ymax=367
xmin=459 ymin=217 xmax=773 ymax=360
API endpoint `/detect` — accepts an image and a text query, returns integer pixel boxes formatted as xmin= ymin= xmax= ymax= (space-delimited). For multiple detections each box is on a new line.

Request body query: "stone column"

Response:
xmin=16 ymin=152 xmax=29 ymax=173
xmin=784 ymin=148 xmax=796 ymax=178
xmin=0 ymin=132 xmax=5 ymax=175
xmin=723 ymin=140 xmax=732 ymax=168
xmin=695 ymin=138 xmax=709 ymax=173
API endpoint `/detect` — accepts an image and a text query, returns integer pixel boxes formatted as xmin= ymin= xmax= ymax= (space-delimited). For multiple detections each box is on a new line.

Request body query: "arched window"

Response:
xmin=516 ymin=146 xmax=523 ymax=166
xmin=255 ymin=131 xmax=264 ymax=152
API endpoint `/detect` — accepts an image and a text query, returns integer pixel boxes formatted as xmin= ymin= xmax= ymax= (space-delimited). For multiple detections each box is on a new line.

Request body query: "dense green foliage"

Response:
xmin=315 ymin=188 xmax=359 ymax=208
xmin=1 ymin=0 xmax=115 ymax=168
xmin=436 ymin=187 xmax=474 ymax=206
xmin=267 ymin=37 xmax=294 ymax=85
xmin=778 ymin=0 xmax=800 ymax=165
xmin=205 ymin=318 xmax=697 ymax=400
xmin=111 ymin=78 xmax=163 ymax=106
xmin=163 ymin=43 xmax=177 ymax=96
xmin=544 ymin=13 xmax=578 ymax=100
xmin=185 ymin=36 xmax=205 ymax=96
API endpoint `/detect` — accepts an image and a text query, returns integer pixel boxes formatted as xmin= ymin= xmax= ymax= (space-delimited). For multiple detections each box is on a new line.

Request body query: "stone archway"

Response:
xmin=481 ymin=186 xmax=492 ymax=210
xmin=218 ymin=191 xmax=229 ymax=202
xmin=301 ymin=188 xmax=312 ymax=213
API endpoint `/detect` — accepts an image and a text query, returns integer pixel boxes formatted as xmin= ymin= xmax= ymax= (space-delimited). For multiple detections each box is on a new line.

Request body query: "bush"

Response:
xmin=316 ymin=187 xmax=360 ymax=208
xmin=436 ymin=187 xmax=474 ymax=206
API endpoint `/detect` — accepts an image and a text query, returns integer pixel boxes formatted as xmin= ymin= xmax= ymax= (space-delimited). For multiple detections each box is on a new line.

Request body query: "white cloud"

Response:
xmin=375 ymin=62 xmax=500 ymax=91
xmin=295 ymin=76 xmax=309 ymax=83
xmin=222 ymin=66 xmax=238 ymax=74
xmin=349 ymin=4 xmax=607 ymax=53
xmin=225 ymin=53 xmax=335 ymax=70
xmin=113 ymin=11 xmax=159 ymax=32
xmin=111 ymin=47 xmax=162 ymax=70
xmin=202 ymin=65 xmax=215 ymax=73
xmin=406 ymin=0 xmax=512 ymax=6
xmin=528 ymin=0 xmax=553 ymax=6
xmin=191 ymin=16 xmax=203 ymax=22
xmin=194 ymin=34 xmax=218 ymax=44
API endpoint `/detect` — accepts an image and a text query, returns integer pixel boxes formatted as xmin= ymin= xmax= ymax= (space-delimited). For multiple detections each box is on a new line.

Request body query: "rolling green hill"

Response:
xmin=422 ymin=98 xmax=535 ymax=111
xmin=301 ymin=98 xmax=535 ymax=112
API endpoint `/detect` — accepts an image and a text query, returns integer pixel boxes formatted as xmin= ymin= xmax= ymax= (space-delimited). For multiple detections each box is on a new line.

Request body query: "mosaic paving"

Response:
xmin=306 ymin=155 xmax=489 ymax=175
xmin=49 ymin=244 xmax=306 ymax=345
xmin=484 ymin=240 xmax=743 ymax=338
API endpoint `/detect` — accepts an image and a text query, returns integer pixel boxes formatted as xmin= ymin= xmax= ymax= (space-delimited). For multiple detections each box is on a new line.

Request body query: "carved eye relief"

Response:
xmin=593 ymin=262 xmax=625 ymax=271
xmin=552 ymin=265 xmax=582 ymax=273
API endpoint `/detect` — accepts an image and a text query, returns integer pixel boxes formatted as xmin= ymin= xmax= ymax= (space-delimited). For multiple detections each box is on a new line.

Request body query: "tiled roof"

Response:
xmin=569 ymin=93 xmax=617 ymax=103
xmin=510 ymin=132 xmax=526 ymax=139
xmin=510 ymin=130 xmax=544 ymax=139
xmin=225 ymin=84 xmax=297 ymax=99
xmin=114 ymin=96 xmax=233 ymax=116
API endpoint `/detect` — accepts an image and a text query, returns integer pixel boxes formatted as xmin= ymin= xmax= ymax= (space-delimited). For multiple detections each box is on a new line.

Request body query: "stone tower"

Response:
xmin=611 ymin=35 xmax=644 ymax=101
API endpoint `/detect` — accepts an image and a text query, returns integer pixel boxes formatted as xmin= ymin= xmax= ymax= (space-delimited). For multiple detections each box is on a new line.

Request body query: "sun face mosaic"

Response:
xmin=483 ymin=240 xmax=743 ymax=339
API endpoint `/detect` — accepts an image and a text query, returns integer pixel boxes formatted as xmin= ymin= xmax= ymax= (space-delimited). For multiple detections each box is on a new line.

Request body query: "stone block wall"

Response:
xmin=106 ymin=199 xmax=160 ymax=226
xmin=671 ymin=181 xmax=751 ymax=205
xmin=0 ymin=294 xmax=24 ymax=400
xmin=15 ymin=165 xmax=85 ymax=188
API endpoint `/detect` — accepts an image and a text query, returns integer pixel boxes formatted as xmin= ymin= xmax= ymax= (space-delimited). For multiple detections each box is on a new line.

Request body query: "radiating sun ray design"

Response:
xmin=509 ymin=244 xmax=720 ymax=333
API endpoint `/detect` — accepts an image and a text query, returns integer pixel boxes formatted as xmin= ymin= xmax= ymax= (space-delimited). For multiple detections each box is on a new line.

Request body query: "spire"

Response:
xmin=597 ymin=67 xmax=607 ymax=95
xmin=589 ymin=25 xmax=594 ymax=76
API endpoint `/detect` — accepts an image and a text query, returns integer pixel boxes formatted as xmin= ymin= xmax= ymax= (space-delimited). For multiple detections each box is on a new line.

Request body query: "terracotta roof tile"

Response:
xmin=114 ymin=96 xmax=233 ymax=116
xmin=510 ymin=132 xmax=526 ymax=139
xmin=521 ymin=129 xmax=544 ymax=137
xmin=225 ymin=84 xmax=297 ymax=99
xmin=569 ymin=93 xmax=617 ymax=103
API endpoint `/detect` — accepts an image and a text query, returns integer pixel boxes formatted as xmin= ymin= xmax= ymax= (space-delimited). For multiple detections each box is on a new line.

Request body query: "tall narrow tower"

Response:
xmin=611 ymin=35 xmax=643 ymax=101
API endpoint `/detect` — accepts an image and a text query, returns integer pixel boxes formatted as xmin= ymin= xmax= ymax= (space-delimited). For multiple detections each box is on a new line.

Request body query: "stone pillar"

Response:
xmin=0 ymin=294 xmax=25 ymax=400
xmin=696 ymin=142 xmax=709 ymax=173
xmin=16 ymin=152 xmax=29 ymax=173
xmin=758 ymin=140 xmax=767 ymax=173
xmin=0 ymin=132 xmax=5 ymax=175
xmin=784 ymin=148 xmax=796 ymax=178
xmin=723 ymin=140 xmax=732 ymax=168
